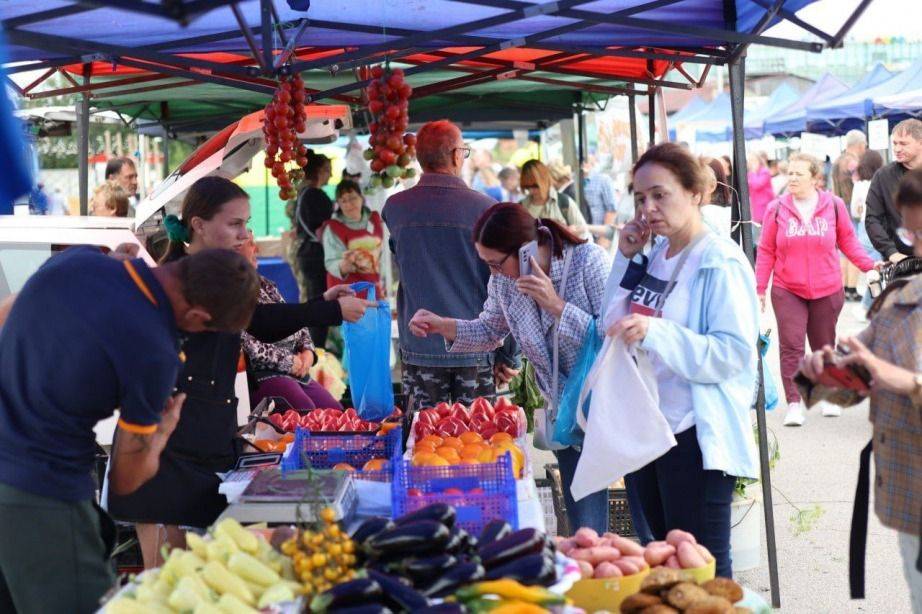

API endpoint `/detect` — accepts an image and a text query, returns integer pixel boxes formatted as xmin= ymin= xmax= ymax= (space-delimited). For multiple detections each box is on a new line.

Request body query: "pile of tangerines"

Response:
xmin=411 ymin=431 xmax=526 ymax=478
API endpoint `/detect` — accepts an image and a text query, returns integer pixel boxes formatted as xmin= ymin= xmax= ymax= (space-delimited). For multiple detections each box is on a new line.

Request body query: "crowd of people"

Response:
xmin=1 ymin=112 xmax=920 ymax=612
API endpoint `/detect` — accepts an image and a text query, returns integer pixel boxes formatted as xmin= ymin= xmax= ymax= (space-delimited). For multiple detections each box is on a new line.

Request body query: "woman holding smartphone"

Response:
xmin=409 ymin=203 xmax=612 ymax=532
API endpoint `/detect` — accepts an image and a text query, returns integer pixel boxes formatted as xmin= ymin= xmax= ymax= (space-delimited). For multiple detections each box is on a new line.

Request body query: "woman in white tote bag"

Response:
xmin=409 ymin=203 xmax=611 ymax=533
xmin=602 ymin=144 xmax=760 ymax=577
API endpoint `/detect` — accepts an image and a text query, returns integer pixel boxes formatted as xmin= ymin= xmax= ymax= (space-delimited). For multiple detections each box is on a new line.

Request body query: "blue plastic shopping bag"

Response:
xmin=553 ymin=319 xmax=603 ymax=447
xmin=343 ymin=282 xmax=394 ymax=421
xmin=759 ymin=331 xmax=778 ymax=411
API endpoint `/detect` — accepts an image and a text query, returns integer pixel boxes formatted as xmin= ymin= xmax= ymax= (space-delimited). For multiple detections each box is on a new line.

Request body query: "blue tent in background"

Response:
xmin=872 ymin=62 xmax=922 ymax=120
xmin=742 ymin=83 xmax=801 ymax=139
xmin=667 ymin=95 xmax=710 ymax=141
xmin=763 ymin=73 xmax=850 ymax=137
xmin=695 ymin=84 xmax=799 ymax=142
xmin=806 ymin=62 xmax=910 ymax=134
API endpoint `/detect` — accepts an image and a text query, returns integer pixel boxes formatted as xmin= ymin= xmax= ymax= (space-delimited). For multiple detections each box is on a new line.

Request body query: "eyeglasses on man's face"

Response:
xmin=453 ymin=146 xmax=472 ymax=159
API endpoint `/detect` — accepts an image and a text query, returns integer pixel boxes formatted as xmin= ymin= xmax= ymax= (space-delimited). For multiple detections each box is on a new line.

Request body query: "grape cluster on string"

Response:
xmin=263 ymin=74 xmax=309 ymax=201
xmin=363 ymin=66 xmax=417 ymax=191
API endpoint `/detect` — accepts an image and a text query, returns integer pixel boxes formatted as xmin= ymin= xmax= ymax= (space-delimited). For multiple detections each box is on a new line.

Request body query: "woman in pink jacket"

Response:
xmin=747 ymin=152 xmax=775 ymax=226
xmin=756 ymin=153 xmax=878 ymax=427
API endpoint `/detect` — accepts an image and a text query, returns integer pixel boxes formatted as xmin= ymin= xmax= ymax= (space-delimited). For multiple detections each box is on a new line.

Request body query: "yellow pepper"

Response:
xmin=456 ymin=580 xmax=565 ymax=606
xmin=215 ymin=518 xmax=259 ymax=554
xmin=217 ymin=593 xmax=260 ymax=614
xmin=202 ymin=561 xmax=255 ymax=605
xmin=228 ymin=551 xmax=281 ymax=586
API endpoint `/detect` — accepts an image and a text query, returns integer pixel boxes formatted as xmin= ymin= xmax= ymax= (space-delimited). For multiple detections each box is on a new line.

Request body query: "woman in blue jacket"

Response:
xmin=602 ymin=143 xmax=760 ymax=577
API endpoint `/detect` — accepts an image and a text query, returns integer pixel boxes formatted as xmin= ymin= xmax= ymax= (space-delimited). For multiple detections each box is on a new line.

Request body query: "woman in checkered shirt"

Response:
xmin=409 ymin=203 xmax=612 ymax=533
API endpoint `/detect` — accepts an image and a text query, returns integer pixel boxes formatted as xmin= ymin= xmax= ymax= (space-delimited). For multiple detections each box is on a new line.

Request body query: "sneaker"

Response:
xmin=821 ymin=402 xmax=842 ymax=417
xmin=783 ymin=402 xmax=806 ymax=427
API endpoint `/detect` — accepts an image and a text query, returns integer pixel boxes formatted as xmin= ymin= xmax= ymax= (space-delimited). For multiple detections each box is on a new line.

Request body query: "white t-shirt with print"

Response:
xmin=628 ymin=238 xmax=708 ymax=433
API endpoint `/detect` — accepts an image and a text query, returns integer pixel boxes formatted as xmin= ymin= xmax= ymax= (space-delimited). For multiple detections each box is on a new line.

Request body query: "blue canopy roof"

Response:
xmin=0 ymin=0 xmax=820 ymax=64
xmin=872 ymin=61 xmax=922 ymax=119
xmin=762 ymin=72 xmax=849 ymax=137
xmin=806 ymin=62 xmax=911 ymax=135
xmin=693 ymin=84 xmax=799 ymax=142
xmin=742 ymin=82 xmax=800 ymax=139
xmin=669 ymin=95 xmax=710 ymax=123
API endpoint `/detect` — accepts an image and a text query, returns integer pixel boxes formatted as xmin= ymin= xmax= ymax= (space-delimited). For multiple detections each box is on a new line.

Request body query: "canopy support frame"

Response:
xmin=628 ymin=93 xmax=639 ymax=163
xmin=728 ymin=50 xmax=782 ymax=611
xmin=77 ymin=62 xmax=90 ymax=216
xmin=728 ymin=0 xmax=786 ymax=65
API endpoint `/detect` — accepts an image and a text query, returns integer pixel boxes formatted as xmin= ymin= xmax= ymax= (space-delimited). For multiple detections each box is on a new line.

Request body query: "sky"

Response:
xmin=766 ymin=0 xmax=922 ymax=40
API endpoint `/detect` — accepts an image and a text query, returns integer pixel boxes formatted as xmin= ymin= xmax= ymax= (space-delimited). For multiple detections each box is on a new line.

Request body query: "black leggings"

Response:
xmin=624 ymin=427 xmax=737 ymax=578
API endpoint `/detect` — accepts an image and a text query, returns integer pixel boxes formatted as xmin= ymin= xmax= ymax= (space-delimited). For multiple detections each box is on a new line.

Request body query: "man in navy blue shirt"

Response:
xmin=0 ymin=246 xmax=259 ymax=613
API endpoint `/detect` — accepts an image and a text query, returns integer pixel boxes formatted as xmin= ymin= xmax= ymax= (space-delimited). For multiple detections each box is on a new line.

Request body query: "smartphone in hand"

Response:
xmin=519 ymin=240 xmax=538 ymax=276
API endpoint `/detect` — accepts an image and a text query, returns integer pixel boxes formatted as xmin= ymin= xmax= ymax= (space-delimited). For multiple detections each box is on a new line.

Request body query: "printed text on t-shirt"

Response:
xmin=786 ymin=217 xmax=829 ymax=238
xmin=629 ymin=275 xmax=667 ymax=317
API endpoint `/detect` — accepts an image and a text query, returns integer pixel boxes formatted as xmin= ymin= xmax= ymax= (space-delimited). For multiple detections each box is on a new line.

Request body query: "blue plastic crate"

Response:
xmin=392 ymin=452 xmax=518 ymax=535
xmin=281 ymin=427 xmax=402 ymax=479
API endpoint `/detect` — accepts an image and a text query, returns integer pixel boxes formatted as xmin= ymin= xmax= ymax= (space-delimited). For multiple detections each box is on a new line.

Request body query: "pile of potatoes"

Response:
xmin=621 ymin=568 xmax=750 ymax=614
xmin=555 ymin=528 xmax=715 ymax=580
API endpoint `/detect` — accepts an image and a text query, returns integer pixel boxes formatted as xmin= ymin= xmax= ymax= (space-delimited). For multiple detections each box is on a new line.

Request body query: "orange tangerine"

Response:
xmin=424 ymin=455 xmax=450 ymax=467
xmin=477 ymin=447 xmax=496 ymax=463
xmin=332 ymin=463 xmax=356 ymax=472
xmin=441 ymin=436 xmax=464 ymax=450
xmin=459 ymin=458 xmax=480 ymax=465
xmin=460 ymin=443 xmax=485 ymax=459
xmin=489 ymin=432 xmax=513 ymax=445
xmin=419 ymin=434 xmax=444 ymax=447
xmin=414 ymin=441 xmax=438 ymax=454
xmin=459 ymin=431 xmax=484 ymax=444
xmin=435 ymin=447 xmax=461 ymax=463
xmin=493 ymin=442 xmax=526 ymax=477
xmin=362 ymin=458 xmax=388 ymax=472
xmin=412 ymin=452 xmax=437 ymax=467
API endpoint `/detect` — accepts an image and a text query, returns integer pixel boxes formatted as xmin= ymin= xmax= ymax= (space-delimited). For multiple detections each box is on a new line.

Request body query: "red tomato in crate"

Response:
xmin=443 ymin=488 xmax=464 ymax=496
xmin=449 ymin=403 xmax=470 ymax=421
xmin=415 ymin=422 xmax=436 ymax=439
xmin=479 ymin=425 xmax=499 ymax=440
xmin=418 ymin=409 xmax=439 ymax=425
xmin=408 ymin=488 xmax=423 ymax=497
xmin=470 ymin=397 xmax=494 ymax=419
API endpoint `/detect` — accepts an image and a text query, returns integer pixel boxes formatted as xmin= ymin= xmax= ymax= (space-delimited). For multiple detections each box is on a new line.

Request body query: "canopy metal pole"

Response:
xmin=576 ymin=105 xmax=586 ymax=207
xmin=628 ymin=94 xmax=639 ymax=162
xmin=647 ymin=87 xmax=656 ymax=146
xmin=77 ymin=63 xmax=90 ymax=216
xmin=729 ymin=53 xmax=781 ymax=610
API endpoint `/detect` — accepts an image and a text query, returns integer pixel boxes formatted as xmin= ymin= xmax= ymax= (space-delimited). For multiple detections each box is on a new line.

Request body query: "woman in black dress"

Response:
xmin=107 ymin=176 xmax=372 ymax=567
xmin=295 ymin=152 xmax=335 ymax=349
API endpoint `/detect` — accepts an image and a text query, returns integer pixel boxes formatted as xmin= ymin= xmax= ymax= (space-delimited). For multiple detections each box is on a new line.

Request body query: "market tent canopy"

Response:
xmin=694 ymin=82 xmax=804 ymax=141
xmin=3 ymin=0 xmax=870 ymax=139
xmin=762 ymin=72 xmax=849 ymax=137
xmin=71 ymin=64 xmax=610 ymax=136
xmin=741 ymin=82 xmax=800 ymax=139
xmin=2 ymin=0 xmax=821 ymax=64
xmin=806 ymin=61 xmax=916 ymax=135
xmin=666 ymin=93 xmax=709 ymax=140
xmin=669 ymin=94 xmax=710 ymax=122
xmin=874 ymin=88 xmax=922 ymax=118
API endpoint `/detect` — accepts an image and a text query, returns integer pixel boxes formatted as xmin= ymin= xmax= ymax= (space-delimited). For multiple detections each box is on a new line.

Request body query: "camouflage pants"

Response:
xmin=401 ymin=364 xmax=495 ymax=409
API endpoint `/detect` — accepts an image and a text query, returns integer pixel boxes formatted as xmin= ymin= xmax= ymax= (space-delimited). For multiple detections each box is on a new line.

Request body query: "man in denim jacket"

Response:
xmin=384 ymin=120 xmax=517 ymax=407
